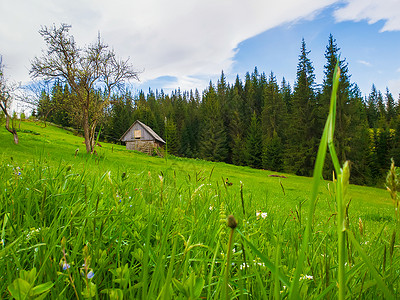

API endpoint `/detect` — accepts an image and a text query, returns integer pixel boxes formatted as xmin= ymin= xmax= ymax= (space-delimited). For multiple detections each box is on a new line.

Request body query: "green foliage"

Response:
xmin=37 ymin=81 xmax=73 ymax=127
xmin=199 ymin=83 xmax=228 ymax=162
xmin=262 ymin=72 xmax=287 ymax=140
xmin=285 ymin=39 xmax=318 ymax=176
xmin=179 ymin=91 xmax=201 ymax=158
xmin=245 ymin=112 xmax=262 ymax=168
xmin=231 ymin=133 xmax=245 ymax=166
xmin=103 ymin=92 xmax=135 ymax=142
xmin=7 ymin=268 xmax=53 ymax=300
xmin=165 ymin=118 xmax=180 ymax=156
xmin=366 ymin=85 xmax=379 ymax=128
xmin=262 ymin=131 xmax=284 ymax=171
xmin=172 ymin=273 xmax=205 ymax=299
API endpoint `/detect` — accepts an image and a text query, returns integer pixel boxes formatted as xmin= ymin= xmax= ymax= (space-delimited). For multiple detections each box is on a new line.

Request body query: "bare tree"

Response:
xmin=0 ymin=55 xmax=19 ymax=144
xmin=30 ymin=24 xmax=140 ymax=153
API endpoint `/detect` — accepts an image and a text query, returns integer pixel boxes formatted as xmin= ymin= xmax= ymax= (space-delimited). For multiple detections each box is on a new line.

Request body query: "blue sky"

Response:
xmin=228 ymin=5 xmax=400 ymax=98
xmin=1 ymin=0 xmax=400 ymax=110
xmin=138 ymin=3 xmax=400 ymax=98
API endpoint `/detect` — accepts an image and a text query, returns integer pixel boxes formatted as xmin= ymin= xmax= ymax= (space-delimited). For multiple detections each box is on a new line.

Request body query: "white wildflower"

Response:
xmin=256 ymin=262 xmax=266 ymax=267
xmin=280 ymin=285 xmax=288 ymax=294
xmin=256 ymin=211 xmax=267 ymax=219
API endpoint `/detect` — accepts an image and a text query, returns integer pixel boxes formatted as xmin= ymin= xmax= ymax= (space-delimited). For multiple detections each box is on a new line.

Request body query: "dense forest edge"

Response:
xmin=14 ymin=34 xmax=400 ymax=186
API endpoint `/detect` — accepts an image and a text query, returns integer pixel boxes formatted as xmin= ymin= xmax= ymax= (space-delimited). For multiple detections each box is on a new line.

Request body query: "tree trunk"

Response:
xmin=90 ymin=121 xmax=97 ymax=154
xmin=83 ymin=110 xmax=91 ymax=153
xmin=5 ymin=114 xmax=19 ymax=144
xmin=13 ymin=131 xmax=19 ymax=144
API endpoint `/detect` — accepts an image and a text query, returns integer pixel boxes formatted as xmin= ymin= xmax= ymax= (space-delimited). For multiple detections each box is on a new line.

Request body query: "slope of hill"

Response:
xmin=0 ymin=120 xmax=392 ymax=212
xmin=0 ymin=120 xmax=397 ymax=298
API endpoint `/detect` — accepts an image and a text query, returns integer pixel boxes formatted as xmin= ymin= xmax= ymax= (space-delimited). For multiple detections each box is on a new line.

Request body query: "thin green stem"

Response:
xmin=337 ymin=174 xmax=345 ymax=300
xmin=274 ymin=240 xmax=281 ymax=300
xmin=225 ymin=228 xmax=235 ymax=300
xmin=289 ymin=61 xmax=341 ymax=300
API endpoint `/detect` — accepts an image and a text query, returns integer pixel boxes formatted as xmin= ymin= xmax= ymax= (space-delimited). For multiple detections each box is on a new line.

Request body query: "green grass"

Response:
xmin=0 ymin=119 xmax=398 ymax=299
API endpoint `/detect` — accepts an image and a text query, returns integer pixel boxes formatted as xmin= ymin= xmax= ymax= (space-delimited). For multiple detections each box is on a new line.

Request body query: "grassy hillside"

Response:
xmin=1 ymin=120 xmax=392 ymax=211
xmin=0 ymin=120 xmax=398 ymax=298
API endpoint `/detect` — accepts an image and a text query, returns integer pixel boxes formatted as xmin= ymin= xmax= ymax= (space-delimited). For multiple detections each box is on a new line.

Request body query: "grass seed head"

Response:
xmin=61 ymin=236 xmax=67 ymax=250
xmin=358 ymin=217 xmax=364 ymax=236
xmin=390 ymin=229 xmax=396 ymax=258
xmin=342 ymin=161 xmax=350 ymax=197
xmin=227 ymin=215 xmax=237 ymax=229
xmin=386 ymin=158 xmax=398 ymax=201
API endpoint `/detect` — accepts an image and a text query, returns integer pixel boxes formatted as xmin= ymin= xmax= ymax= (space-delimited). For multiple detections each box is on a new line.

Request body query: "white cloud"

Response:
xmin=0 ymin=0 xmax=336 ymax=92
xmin=357 ymin=60 xmax=372 ymax=67
xmin=334 ymin=0 xmax=400 ymax=32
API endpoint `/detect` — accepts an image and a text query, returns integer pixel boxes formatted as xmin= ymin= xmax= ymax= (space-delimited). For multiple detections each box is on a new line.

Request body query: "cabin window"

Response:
xmin=134 ymin=130 xmax=141 ymax=139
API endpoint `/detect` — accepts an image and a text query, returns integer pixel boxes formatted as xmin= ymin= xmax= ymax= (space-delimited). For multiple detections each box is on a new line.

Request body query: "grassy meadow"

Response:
xmin=0 ymin=119 xmax=399 ymax=299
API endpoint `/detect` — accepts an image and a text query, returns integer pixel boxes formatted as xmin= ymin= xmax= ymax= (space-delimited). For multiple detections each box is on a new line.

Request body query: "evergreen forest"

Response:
xmin=35 ymin=35 xmax=400 ymax=186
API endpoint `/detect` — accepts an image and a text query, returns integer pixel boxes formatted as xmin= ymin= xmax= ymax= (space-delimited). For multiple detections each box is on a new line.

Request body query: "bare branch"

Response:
xmin=30 ymin=24 xmax=141 ymax=153
xmin=0 ymin=55 xmax=19 ymax=143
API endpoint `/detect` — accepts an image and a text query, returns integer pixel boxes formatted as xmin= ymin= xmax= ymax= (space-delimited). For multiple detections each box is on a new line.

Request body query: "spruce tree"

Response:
xmin=229 ymin=84 xmax=245 ymax=166
xmin=390 ymin=115 xmax=400 ymax=167
xmin=105 ymin=92 xmax=135 ymax=142
xmin=376 ymin=126 xmax=392 ymax=179
xmin=262 ymin=130 xmax=284 ymax=171
xmin=320 ymin=34 xmax=352 ymax=166
xmin=285 ymin=39 xmax=317 ymax=176
xmin=346 ymin=84 xmax=371 ymax=185
xmin=251 ymin=67 xmax=263 ymax=116
xmin=147 ymin=89 xmax=163 ymax=135
xmin=245 ymin=112 xmax=262 ymax=168
xmin=199 ymin=82 xmax=227 ymax=161
xmin=165 ymin=118 xmax=180 ymax=156
xmin=366 ymin=85 xmax=379 ymax=128
xmin=261 ymin=72 xmax=287 ymax=171
xmin=217 ymin=70 xmax=234 ymax=162
xmin=385 ymin=88 xmax=396 ymax=126
xmin=281 ymin=77 xmax=292 ymax=114
xmin=180 ymin=90 xmax=201 ymax=157
xmin=243 ymin=72 xmax=256 ymax=130
xmin=50 ymin=81 xmax=70 ymax=126
xmin=262 ymin=72 xmax=287 ymax=139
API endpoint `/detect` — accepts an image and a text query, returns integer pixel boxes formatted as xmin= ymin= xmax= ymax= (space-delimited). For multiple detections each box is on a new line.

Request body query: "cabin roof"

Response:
xmin=120 ymin=120 xmax=166 ymax=144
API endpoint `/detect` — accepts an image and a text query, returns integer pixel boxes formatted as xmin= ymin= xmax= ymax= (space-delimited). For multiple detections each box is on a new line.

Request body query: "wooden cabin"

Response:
xmin=120 ymin=120 xmax=165 ymax=155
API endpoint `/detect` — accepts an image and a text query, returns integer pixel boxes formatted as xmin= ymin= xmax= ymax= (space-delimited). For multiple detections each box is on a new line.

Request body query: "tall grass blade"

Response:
xmin=236 ymin=229 xmax=290 ymax=286
xmin=273 ymin=240 xmax=282 ymax=300
xmin=347 ymin=230 xmax=394 ymax=299
xmin=289 ymin=60 xmax=340 ymax=299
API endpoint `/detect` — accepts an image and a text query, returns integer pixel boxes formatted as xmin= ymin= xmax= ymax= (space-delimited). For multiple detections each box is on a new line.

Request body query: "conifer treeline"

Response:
xmin=37 ymin=35 xmax=400 ymax=186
